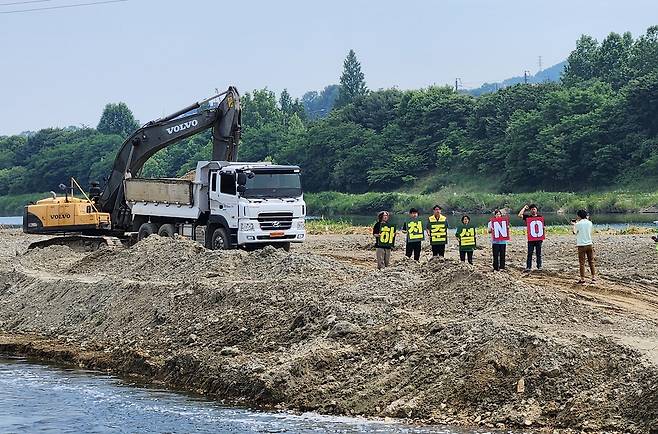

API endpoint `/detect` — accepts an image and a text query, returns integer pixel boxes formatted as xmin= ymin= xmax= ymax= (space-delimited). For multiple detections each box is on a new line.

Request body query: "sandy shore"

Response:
xmin=0 ymin=228 xmax=657 ymax=433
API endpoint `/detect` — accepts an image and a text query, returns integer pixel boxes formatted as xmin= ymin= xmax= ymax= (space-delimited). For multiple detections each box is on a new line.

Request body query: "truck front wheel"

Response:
xmin=211 ymin=227 xmax=230 ymax=250
xmin=138 ymin=222 xmax=158 ymax=241
xmin=275 ymin=242 xmax=291 ymax=252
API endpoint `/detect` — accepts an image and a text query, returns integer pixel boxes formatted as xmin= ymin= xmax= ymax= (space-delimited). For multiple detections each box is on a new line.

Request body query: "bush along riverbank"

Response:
xmin=305 ymin=190 xmax=658 ymax=216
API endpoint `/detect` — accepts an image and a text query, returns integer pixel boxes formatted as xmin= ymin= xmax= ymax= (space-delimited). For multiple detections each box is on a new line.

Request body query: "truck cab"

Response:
xmin=207 ymin=162 xmax=306 ymax=249
xmin=127 ymin=160 xmax=306 ymax=250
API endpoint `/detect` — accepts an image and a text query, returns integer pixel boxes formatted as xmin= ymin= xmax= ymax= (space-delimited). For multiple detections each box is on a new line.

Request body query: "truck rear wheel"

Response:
xmin=158 ymin=223 xmax=176 ymax=237
xmin=138 ymin=222 xmax=158 ymax=241
xmin=211 ymin=227 xmax=230 ymax=250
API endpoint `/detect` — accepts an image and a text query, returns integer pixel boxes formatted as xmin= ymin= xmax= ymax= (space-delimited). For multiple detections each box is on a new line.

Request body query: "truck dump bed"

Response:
xmin=125 ymin=178 xmax=194 ymax=205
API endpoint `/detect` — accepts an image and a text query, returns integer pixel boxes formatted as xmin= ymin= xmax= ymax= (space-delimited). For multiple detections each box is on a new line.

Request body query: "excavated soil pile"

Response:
xmin=0 ymin=232 xmax=657 ymax=432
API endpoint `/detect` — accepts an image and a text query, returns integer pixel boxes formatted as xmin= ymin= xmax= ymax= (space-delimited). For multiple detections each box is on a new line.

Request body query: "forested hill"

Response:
xmin=467 ymin=61 xmax=567 ymax=96
xmin=1 ymin=27 xmax=658 ymax=200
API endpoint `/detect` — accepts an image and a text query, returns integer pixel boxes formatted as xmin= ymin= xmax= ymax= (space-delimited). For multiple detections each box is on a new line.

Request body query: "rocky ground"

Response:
xmin=0 ymin=227 xmax=657 ymax=433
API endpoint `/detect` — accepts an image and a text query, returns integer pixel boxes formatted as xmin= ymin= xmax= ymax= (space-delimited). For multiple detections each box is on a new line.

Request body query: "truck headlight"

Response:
xmin=297 ymin=220 xmax=305 ymax=230
xmin=240 ymin=222 xmax=255 ymax=231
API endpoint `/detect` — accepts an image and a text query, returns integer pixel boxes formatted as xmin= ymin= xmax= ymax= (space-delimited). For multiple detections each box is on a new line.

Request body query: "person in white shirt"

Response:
xmin=572 ymin=209 xmax=596 ymax=284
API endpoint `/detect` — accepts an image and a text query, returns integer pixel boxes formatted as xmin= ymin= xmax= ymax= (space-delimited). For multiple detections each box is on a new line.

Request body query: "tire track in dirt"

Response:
xmin=524 ymin=271 xmax=658 ymax=322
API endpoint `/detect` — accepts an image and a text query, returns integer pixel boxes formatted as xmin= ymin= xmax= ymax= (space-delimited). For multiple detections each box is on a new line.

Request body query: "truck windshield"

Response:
xmin=242 ymin=172 xmax=302 ymax=198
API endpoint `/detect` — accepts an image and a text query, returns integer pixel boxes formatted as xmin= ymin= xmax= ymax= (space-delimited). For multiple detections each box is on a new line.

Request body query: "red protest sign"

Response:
xmin=489 ymin=217 xmax=511 ymax=242
xmin=526 ymin=216 xmax=545 ymax=241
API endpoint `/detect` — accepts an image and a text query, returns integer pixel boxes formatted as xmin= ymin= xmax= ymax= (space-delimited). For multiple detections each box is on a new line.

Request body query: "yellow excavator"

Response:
xmin=23 ymin=178 xmax=121 ymax=250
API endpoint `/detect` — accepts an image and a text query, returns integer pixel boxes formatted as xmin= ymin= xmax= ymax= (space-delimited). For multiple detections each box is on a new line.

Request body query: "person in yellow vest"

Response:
xmin=426 ymin=205 xmax=448 ymax=258
xmin=373 ymin=210 xmax=396 ymax=269
xmin=401 ymin=208 xmax=424 ymax=261
xmin=455 ymin=215 xmax=476 ymax=264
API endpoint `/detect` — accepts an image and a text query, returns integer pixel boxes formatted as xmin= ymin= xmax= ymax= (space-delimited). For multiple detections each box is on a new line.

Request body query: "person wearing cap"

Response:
xmin=373 ymin=210 xmax=396 ymax=269
xmin=401 ymin=208 xmax=424 ymax=261
xmin=427 ymin=205 xmax=448 ymax=258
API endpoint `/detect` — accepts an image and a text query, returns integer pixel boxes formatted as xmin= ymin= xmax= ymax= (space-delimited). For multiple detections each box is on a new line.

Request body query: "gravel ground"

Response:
xmin=0 ymin=228 xmax=657 ymax=433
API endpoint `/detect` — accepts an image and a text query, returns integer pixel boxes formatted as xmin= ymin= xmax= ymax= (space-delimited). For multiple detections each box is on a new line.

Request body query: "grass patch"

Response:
xmin=305 ymin=219 xmax=369 ymax=235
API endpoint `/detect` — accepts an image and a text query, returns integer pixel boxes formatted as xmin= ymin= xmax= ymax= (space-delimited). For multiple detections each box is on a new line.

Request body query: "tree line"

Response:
xmin=1 ymin=28 xmax=658 ymax=199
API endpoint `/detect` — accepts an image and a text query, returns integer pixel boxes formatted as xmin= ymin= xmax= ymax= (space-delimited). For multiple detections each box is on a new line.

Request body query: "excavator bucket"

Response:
xmin=212 ymin=86 xmax=241 ymax=161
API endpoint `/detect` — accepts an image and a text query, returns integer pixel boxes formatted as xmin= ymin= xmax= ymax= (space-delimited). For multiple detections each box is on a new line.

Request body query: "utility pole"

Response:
xmin=455 ymin=78 xmax=462 ymax=92
xmin=524 ymin=70 xmax=530 ymax=84
xmin=538 ymin=56 xmax=543 ymax=72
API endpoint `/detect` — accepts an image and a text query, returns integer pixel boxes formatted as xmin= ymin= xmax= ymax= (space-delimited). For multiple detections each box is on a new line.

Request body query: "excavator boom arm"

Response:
xmin=97 ymin=86 xmax=241 ymax=230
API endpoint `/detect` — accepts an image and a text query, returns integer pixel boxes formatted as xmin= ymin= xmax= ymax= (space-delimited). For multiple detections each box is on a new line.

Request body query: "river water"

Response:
xmin=0 ymin=356 xmax=500 ymax=434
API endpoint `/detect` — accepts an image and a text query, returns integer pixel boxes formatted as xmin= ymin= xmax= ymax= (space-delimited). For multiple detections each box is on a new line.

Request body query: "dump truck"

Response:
xmin=126 ymin=161 xmax=306 ymax=250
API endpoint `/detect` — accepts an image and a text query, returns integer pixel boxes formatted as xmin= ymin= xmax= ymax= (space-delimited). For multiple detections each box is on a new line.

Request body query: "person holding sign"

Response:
xmin=402 ymin=208 xmax=424 ymax=261
xmin=427 ymin=205 xmax=448 ymax=258
xmin=572 ymin=209 xmax=596 ymax=284
xmin=373 ymin=211 xmax=395 ymax=269
xmin=455 ymin=215 xmax=476 ymax=264
xmin=518 ymin=204 xmax=544 ymax=272
xmin=487 ymin=209 xmax=509 ymax=271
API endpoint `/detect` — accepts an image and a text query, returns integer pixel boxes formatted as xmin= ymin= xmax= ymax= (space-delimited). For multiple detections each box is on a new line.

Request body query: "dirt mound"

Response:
xmin=0 ymin=230 xmax=657 ymax=432
xmin=67 ymin=236 xmax=362 ymax=284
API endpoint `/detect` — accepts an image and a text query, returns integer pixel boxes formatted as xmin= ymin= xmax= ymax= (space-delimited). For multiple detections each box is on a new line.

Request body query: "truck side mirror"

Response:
xmin=237 ymin=185 xmax=246 ymax=193
xmin=237 ymin=173 xmax=247 ymax=186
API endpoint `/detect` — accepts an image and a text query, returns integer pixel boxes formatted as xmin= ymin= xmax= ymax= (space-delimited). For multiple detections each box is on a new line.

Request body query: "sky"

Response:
xmin=1 ymin=0 xmax=657 ymax=135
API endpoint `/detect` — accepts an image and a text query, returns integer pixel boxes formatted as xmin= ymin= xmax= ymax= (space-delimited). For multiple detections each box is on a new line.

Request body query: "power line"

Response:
xmin=0 ymin=0 xmax=127 ymax=14
xmin=0 ymin=0 xmax=51 ymax=6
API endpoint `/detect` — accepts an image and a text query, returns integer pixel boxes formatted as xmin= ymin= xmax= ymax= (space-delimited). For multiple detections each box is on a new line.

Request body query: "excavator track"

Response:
xmin=28 ymin=235 xmax=125 ymax=252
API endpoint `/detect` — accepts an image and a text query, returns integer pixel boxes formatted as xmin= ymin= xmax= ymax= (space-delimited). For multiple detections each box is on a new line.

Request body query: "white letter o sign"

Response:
xmin=529 ymin=220 xmax=544 ymax=238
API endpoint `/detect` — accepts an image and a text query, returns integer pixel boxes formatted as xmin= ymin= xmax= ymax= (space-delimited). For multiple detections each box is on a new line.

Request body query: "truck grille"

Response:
xmin=258 ymin=212 xmax=293 ymax=230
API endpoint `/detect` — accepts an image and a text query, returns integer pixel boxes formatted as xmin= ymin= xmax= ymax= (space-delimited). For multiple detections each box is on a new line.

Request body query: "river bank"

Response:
xmin=1 ymin=355 xmax=459 ymax=433
xmin=4 ymin=189 xmax=658 ymax=218
xmin=0 ymin=228 xmax=657 ymax=433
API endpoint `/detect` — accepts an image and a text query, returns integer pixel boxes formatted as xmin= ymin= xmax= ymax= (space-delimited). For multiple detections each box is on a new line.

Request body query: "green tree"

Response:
xmin=242 ymin=89 xmax=282 ymax=129
xmin=0 ymin=136 xmax=25 ymax=169
xmin=340 ymin=88 xmax=403 ymax=131
xmin=97 ymin=102 xmax=139 ymax=138
xmin=595 ymin=32 xmax=633 ymax=88
xmin=336 ymin=49 xmax=368 ymax=108
xmin=627 ymin=26 xmax=658 ymax=78
xmin=302 ymin=85 xmax=339 ymax=119
xmin=625 ymin=72 xmax=658 ymax=135
xmin=279 ymin=89 xmax=293 ymax=114
xmin=563 ymin=35 xmax=600 ymax=86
